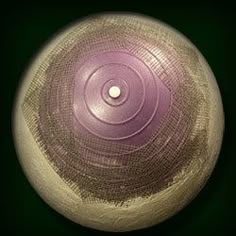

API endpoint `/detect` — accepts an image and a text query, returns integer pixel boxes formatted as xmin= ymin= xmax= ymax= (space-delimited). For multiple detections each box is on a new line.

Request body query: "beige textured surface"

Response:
xmin=13 ymin=13 xmax=224 ymax=232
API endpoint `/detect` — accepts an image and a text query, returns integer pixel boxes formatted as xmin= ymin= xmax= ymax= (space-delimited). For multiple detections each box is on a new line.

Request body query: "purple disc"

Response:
xmin=73 ymin=50 xmax=170 ymax=143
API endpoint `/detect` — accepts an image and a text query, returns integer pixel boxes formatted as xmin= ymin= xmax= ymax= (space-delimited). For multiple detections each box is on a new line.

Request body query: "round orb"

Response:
xmin=13 ymin=13 xmax=224 ymax=232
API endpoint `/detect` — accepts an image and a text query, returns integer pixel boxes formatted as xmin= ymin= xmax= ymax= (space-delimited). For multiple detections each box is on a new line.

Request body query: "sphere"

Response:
xmin=13 ymin=13 xmax=224 ymax=232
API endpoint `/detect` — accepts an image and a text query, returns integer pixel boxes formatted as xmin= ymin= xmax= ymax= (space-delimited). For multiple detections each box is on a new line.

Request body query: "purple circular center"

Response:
xmin=72 ymin=50 xmax=169 ymax=142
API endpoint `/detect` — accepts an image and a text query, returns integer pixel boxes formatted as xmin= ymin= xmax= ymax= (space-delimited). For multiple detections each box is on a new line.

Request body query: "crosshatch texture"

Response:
xmin=14 ymin=13 xmax=224 ymax=231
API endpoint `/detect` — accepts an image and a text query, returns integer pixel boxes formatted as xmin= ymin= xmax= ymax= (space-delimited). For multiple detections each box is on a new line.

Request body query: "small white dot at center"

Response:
xmin=108 ymin=86 xmax=121 ymax=99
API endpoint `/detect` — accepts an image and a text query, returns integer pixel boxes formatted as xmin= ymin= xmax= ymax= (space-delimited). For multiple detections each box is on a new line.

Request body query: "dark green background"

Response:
xmin=2 ymin=1 xmax=236 ymax=235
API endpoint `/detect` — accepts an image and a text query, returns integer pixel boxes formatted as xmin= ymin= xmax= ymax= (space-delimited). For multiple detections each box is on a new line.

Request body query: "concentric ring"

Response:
xmin=73 ymin=51 xmax=161 ymax=141
xmin=84 ymin=63 xmax=145 ymax=124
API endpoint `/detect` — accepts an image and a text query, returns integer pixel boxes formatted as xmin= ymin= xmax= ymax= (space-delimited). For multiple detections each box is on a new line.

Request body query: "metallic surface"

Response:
xmin=13 ymin=13 xmax=224 ymax=231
